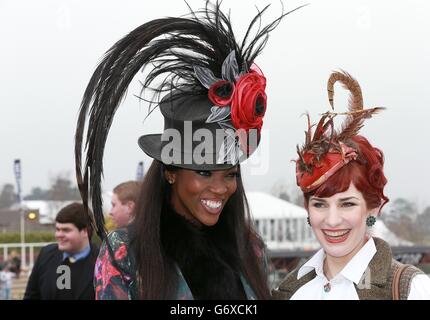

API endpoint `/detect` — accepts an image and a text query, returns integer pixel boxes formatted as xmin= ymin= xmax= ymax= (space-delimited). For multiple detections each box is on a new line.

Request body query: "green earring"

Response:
xmin=366 ymin=215 xmax=376 ymax=227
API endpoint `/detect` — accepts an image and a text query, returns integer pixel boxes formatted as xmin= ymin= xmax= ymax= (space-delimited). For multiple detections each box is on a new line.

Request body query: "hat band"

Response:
xmin=152 ymin=121 xmax=260 ymax=166
xmin=299 ymin=142 xmax=358 ymax=192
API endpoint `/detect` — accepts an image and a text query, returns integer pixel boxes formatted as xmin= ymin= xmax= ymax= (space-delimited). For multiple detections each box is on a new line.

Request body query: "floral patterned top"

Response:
xmin=94 ymin=228 xmax=265 ymax=300
xmin=94 ymin=229 xmax=137 ymax=299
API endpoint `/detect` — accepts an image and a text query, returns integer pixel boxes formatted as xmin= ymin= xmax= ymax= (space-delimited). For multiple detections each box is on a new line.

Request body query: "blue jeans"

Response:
xmin=1 ymin=287 xmax=11 ymax=300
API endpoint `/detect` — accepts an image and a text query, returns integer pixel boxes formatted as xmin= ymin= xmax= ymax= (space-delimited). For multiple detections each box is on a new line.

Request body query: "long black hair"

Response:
xmin=134 ymin=160 xmax=270 ymax=299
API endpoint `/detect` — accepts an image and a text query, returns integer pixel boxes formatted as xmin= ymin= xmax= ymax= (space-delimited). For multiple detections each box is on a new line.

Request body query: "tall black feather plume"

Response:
xmin=75 ymin=1 xmax=303 ymax=240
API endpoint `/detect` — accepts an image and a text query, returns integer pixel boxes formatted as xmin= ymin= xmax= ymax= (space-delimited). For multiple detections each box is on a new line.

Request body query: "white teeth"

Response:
xmin=201 ymin=200 xmax=222 ymax=209
xmin=323 ymin=230 xmax=350 ymax=237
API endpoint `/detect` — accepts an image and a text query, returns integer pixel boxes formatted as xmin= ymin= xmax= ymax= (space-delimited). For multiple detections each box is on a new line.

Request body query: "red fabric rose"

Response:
xmin=230 ymin=71 xmax=267 ymax=132
xmin=208 ymin=80 xmax=235 ymax=107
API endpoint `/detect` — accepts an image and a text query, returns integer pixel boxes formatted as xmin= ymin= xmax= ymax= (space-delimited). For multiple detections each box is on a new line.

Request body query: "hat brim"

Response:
xmin=138 ymin=134 xmax=236 ymax=171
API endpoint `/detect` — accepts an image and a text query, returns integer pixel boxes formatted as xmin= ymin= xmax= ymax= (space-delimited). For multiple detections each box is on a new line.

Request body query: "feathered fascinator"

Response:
xmin=295 ymin=70 xmax=385 ymax=193
xmin=75 ymin=1 xmax=305 ymax=239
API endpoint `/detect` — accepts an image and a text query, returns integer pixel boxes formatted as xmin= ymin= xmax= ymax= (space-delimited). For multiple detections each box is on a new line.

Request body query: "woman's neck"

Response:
xmin=323 ymin=236 xmax=368 ymax=280
xmin=168 ymin=199 xmax=203 ymax=228
xmin=166 ymin=202 xmax=203 ymax=229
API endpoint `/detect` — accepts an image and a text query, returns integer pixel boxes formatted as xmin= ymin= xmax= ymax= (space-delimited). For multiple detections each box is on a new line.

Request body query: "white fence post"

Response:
xmin=0 ymin=242 xmax=53 ymax=270
xmin=3 ymin=246 xmax=8 ymax=263
xmin=29 ymin=245 xmax=35 ymax=268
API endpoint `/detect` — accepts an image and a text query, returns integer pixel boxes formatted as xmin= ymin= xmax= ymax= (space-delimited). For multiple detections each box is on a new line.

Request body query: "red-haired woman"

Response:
xmin=273 ymin=71 xmax=430 ymax=300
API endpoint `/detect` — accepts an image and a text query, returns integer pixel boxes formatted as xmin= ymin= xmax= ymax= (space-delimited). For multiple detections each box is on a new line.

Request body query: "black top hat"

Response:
xmin=138 ymin=52 xmax=267 ymax=170
xmin=138 ymin=92 xmax=238 ymax=171
xmin=75 ymin=1 xmax=300 ymax=238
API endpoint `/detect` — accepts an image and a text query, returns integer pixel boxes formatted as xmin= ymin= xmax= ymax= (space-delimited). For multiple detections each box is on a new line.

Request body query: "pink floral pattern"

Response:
xmin=94 ymin=230 xmax=134 ymax=300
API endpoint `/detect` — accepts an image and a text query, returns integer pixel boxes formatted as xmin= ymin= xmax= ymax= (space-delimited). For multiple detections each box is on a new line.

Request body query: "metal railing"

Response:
xmin=0 ymin=242 xmax=53 ymax=269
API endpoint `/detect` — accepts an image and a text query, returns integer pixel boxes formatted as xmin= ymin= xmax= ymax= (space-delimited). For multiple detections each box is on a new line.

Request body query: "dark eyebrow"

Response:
xmin=339 ymin=197 xmax=360 ymax=201
xmin=310 ymin=196 xmax=360 ymax=202
xmin=56 ymin=227 xmax=71 ymax=231
xmin=309 ymin=197 xmax=326 ymax=202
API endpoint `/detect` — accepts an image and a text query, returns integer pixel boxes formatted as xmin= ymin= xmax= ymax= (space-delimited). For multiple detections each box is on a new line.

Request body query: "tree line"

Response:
xmin=0 ymin=174 xmax=81 ymax=208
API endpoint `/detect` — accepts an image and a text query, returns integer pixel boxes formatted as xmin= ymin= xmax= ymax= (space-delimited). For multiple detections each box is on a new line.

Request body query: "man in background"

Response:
xmin=24 ymin=202 xmax=98 ymax=300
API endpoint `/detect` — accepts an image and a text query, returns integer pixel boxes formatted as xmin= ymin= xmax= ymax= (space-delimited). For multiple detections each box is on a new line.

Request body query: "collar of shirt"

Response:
xmin=63 ymin=245 xmax=91 ymax=263
xmin=297 ymin=237 xmax=377 ymax=285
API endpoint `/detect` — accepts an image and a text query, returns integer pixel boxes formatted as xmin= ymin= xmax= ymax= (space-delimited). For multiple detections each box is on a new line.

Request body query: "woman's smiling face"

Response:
xmin=166 ymin=166 xmax=239 ymax=226
xmin=308 ymin=183 xmax=378 ymax=259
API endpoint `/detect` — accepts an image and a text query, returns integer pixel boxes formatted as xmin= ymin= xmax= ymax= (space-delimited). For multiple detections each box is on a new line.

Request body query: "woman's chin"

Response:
xmin=318 ymin=236 xmax=353 ymax=258
xmin=319 ymin=236 xmax=363 ymax=259
xmin=199 ymin=214 xmax=220 ymax=226
xmin=323 ymin=246 xmax=350 ymax=258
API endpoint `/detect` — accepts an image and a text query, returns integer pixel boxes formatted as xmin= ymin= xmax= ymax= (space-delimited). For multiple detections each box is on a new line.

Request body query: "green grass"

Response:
xmin=0 ymin=232 xmax=55 ymax=243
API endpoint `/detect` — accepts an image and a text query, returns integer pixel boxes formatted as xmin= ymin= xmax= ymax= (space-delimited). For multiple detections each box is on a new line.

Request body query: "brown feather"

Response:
xmin=312 ymin=113 xmax=330 ymax=142
xmin=337 ymin=107 xmax=385 ymax=141
xmin=305 ymin=113 xmax=312 ymax=146
xmin=298 ymin=70 xmax=384 ymax=180
xmin=327 ymin=70 xmax=363 ymax=112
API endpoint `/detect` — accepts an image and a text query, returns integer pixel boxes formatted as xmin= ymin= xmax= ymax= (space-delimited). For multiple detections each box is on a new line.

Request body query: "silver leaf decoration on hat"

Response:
xmin=221 ymin=50 xmax=239 ymax=82
xmin=218 ymin=120 xmax=235 ymax=131
xmin=201 ymin=51 xmax=240 ymax=126
xmin=206 ymin=106 xmax=231 ymax=123
xmin=193 ymin=65 xmax=220 ymax=89
xmin=217 ymin=134 xmax=239 ymax=165
xmin=216 ymin=122 xmax=244 ymax=165
xmin=193 ymin=50 xmax=244 ymax=165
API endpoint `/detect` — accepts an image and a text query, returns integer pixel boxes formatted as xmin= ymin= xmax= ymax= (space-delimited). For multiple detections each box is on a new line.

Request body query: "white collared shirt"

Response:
xmin=290 ymin=238 xmax=430 ymax=300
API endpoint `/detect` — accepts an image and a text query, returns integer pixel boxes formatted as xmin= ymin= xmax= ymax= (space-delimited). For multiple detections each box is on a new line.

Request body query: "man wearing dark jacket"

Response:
xmin=24 ymin=202 xmax=98 ymax=300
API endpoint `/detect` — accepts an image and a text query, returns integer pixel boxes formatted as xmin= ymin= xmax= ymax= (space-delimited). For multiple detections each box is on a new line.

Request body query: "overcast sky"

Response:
xmin=1 ymin=0 xmax=429 ymax=210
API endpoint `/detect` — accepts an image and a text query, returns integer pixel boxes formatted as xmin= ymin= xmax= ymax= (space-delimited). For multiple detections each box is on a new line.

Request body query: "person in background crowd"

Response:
xmin=110 ymin=181 xmax=141 ymax=229
xmin=24 ymin=202 xmax=98 ymax=300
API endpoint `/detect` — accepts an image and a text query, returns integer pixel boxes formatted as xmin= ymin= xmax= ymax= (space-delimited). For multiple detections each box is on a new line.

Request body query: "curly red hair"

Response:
xmin=304 ymin=135 xmax=389 ymax=213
